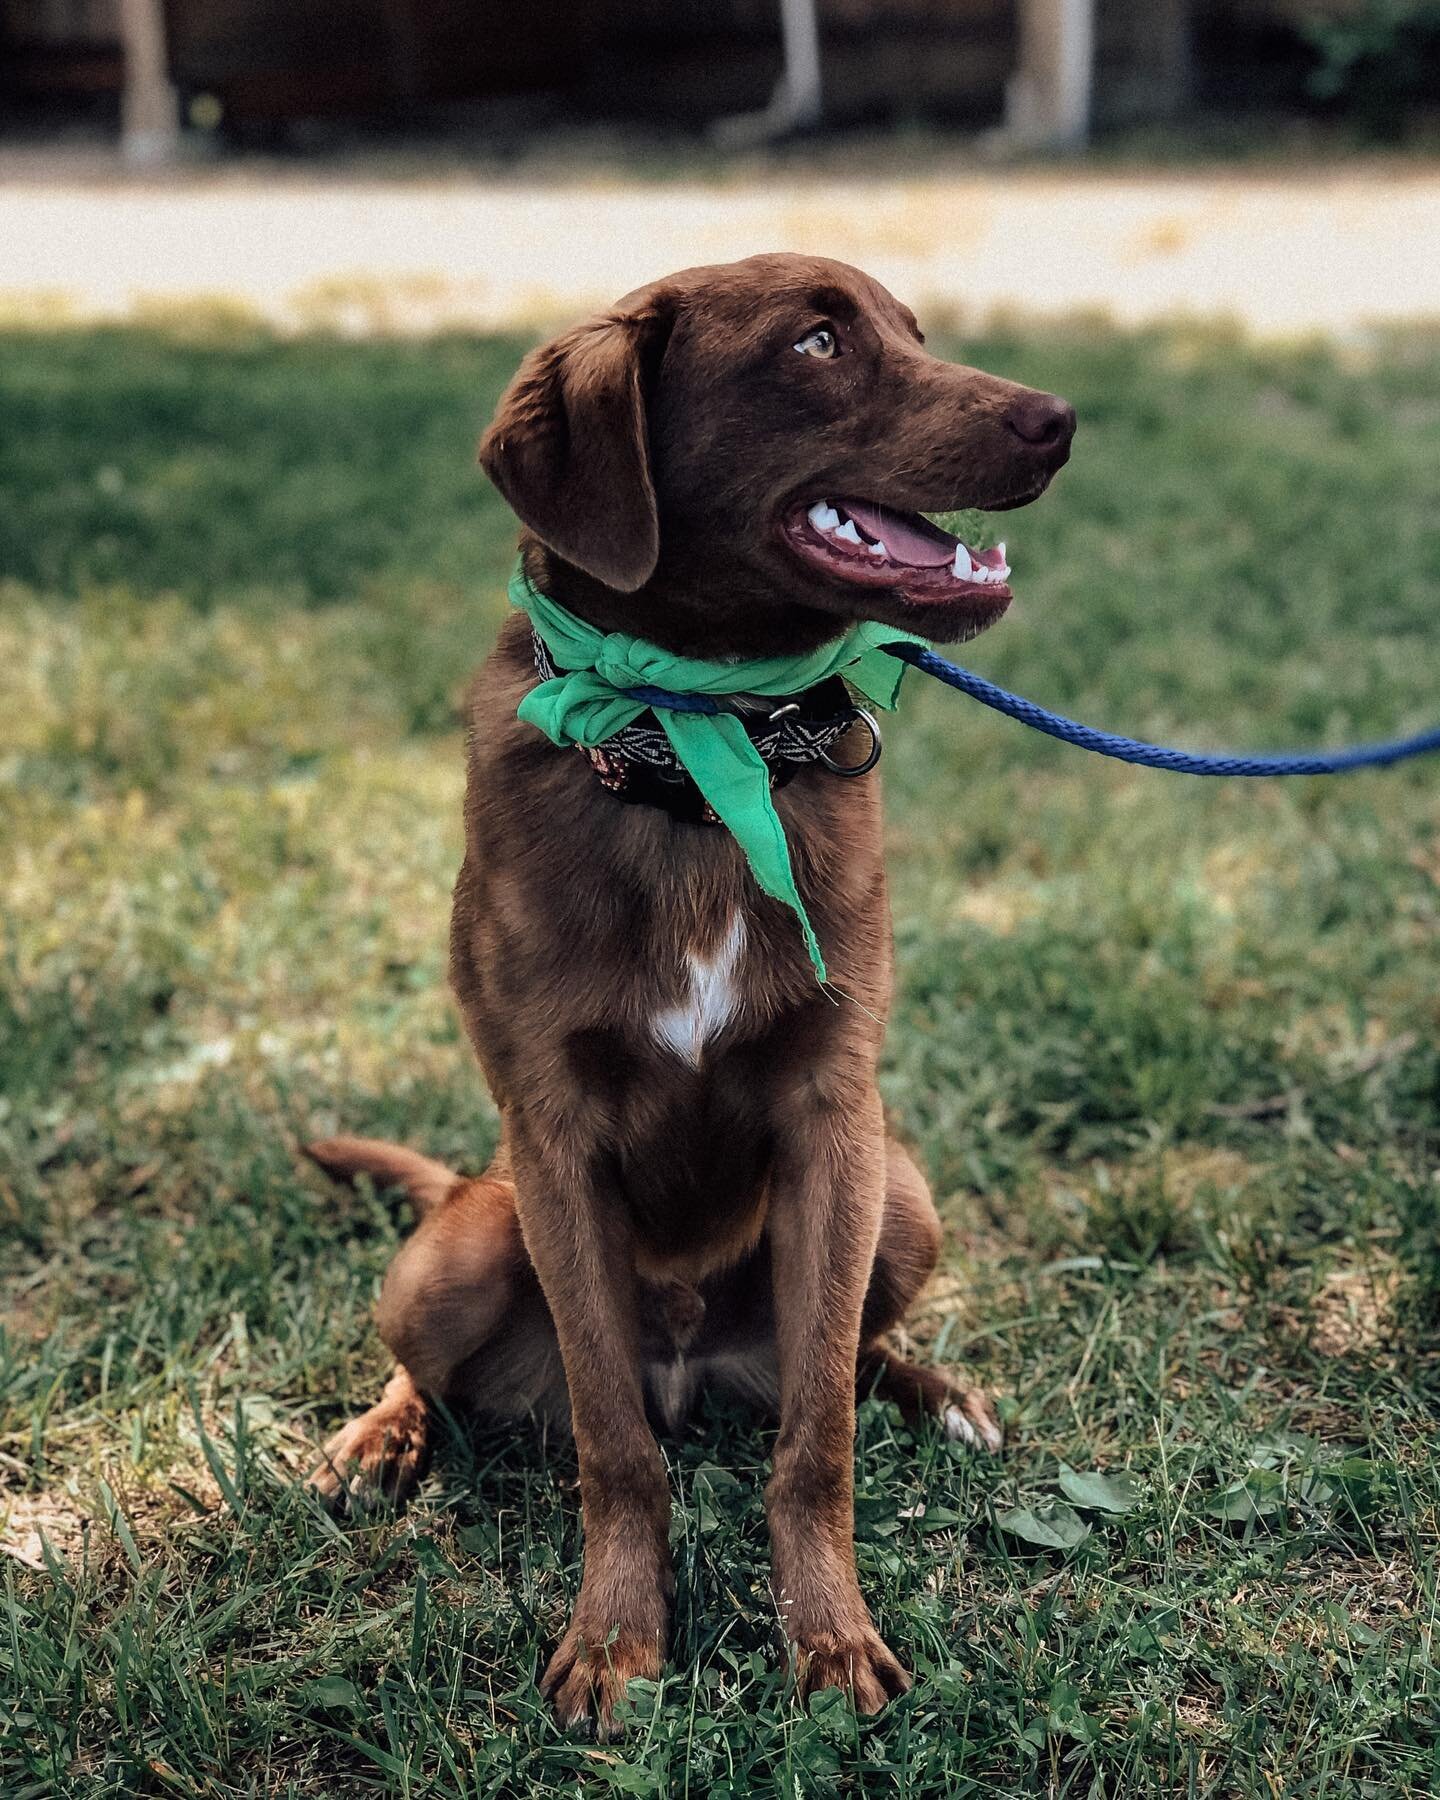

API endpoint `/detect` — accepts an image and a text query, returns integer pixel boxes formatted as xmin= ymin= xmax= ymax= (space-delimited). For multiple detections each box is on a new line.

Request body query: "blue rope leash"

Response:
xmin=623 ymin=685 xmax=724 ymax=714
xmin=887 ymin=643 xmax=1440 ymax=775
xmin=624 ymin=647 xmax=1440 ymax=775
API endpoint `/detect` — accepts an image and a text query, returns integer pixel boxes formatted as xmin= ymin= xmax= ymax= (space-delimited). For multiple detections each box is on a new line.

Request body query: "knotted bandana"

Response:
xmin=509 ymin=564 xmax=923 ymax=980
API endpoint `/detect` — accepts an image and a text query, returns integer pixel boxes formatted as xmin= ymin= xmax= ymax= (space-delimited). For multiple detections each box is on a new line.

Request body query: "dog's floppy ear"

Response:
xmin=479 ymin=299 xmax=674 ymax=592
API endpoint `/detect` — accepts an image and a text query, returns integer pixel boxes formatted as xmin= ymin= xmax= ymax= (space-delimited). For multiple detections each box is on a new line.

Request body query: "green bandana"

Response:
xmin=509 ymin=564 xmax=925 ymax=981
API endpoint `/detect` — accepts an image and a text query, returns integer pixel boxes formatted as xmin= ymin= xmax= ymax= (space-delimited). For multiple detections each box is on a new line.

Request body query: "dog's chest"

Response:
xmin=648 ymin=912 xmax=747 ymax=1067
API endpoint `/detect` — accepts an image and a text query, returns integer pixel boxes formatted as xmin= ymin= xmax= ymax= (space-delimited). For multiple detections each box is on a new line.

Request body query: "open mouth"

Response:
xmin=781 ymin=496 xmax=1016 ymax=624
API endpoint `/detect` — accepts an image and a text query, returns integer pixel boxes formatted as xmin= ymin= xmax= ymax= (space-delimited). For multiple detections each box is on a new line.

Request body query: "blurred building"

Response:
xmin=0 ymin=1 xmax=1398 ymax=159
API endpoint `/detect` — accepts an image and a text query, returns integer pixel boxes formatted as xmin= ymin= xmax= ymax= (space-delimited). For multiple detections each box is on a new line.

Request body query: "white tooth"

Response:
xmin=834 ymin=519 xmax=862 ymax=545
xmin=868 ymin=538 xmax=887 ymax=557
xmin=952 ymin=544 xmax=973 ymax=579
xmin=995 ymin=542 xmax=1007 ymax=571
xmin=808 ymin=501 xmax=840 ymax=533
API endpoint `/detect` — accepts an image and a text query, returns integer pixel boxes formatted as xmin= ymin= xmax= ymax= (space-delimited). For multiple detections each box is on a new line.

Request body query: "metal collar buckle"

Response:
xmin=818 ymin=707 xmax=882 ymax=777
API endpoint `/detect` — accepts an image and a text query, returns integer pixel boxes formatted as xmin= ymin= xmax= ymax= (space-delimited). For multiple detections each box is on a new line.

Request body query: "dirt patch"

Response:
xmin=1310 ymin=1264 xmax=1401 ymax=1357
xmin=0 ymin=1486 xmax=89 ymax=1571
xmin=3 ymin=168 xmax=1440 ymax=337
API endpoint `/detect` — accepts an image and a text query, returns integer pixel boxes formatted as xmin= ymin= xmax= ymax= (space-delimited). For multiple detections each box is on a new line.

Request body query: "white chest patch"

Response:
xmin=650 ymin=914 xmax=746 ymax=1067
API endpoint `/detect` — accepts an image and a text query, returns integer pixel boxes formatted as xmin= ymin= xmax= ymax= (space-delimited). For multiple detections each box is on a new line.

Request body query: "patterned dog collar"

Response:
xmin=531 ymin=632 xmax=868 ymax=823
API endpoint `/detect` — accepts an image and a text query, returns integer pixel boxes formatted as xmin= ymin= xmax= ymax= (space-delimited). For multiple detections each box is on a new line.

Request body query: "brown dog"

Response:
xmin=305 ymin=253 xmax=1074 ymax=1732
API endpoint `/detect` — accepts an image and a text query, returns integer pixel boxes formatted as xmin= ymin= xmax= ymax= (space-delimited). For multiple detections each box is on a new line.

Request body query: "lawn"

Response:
xmin=1 ymin=316 xmax=1438 ymax=1797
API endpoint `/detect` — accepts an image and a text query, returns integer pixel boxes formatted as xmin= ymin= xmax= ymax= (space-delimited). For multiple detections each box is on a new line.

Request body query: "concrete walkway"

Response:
xmin=3 ymin=163 xmax=1439 ymax=336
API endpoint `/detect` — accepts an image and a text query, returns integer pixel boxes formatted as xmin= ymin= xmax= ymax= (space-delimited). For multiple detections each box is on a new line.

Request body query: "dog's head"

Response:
xmin=480 ymin=252 xmax=1074 ymax=650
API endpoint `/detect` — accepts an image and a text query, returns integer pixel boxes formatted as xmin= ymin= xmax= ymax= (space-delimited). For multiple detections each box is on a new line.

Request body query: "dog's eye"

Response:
xmin=793 ymin=326 xmax=839 ymax=360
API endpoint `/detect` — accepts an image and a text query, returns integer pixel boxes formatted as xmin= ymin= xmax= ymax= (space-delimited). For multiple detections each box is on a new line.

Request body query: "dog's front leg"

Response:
xmin=766 ymin=1082 xmax=911 ymax=1712
xmin=509 ymin=1118 xmax=672 ymax=1737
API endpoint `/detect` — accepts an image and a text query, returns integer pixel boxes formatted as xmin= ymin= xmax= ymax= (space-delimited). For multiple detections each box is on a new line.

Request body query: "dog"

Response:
xmin=305 ymin=253 xmax=1074 ymax=1733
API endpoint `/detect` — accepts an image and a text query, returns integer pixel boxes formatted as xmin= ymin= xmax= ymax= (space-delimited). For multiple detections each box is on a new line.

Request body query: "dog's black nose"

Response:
xmin=1004 ymin=391 xmax=1077 ymax=454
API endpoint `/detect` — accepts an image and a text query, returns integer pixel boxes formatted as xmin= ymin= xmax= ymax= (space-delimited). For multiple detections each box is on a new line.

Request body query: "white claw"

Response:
xmin=834 ymin=519 xmax=863 ymax=546
xmin=944 ymin=1405 xmax=978 ymax=1446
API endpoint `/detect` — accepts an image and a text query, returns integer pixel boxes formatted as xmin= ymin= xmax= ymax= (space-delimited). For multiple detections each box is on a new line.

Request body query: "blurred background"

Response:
xmin=4 ymin=0 xmax=1440 ymax=156
xmin=3 ymin=1 xmax=1440 ymax=336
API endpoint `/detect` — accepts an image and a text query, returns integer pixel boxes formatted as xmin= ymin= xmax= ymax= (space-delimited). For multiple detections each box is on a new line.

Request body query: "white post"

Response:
xmin=119 ymin=0 xmax=180 ymax=166
xmin=711 ymin=0 xmax=823 ymax=147
xmin=1005 ymin=0 xmax=1094 ymax=153
xmin=777 ymin=0 xmax=824 ymax=130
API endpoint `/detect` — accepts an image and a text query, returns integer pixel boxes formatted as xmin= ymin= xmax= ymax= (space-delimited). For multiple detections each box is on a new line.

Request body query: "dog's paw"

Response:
xmin=541 ymin=1624 xmax=663 ymax=1738
xmin=792 ymin=1626 xmax=911 ymax=1714
xmin=859 ymin=1350 xmax=1005 ymax=1453
xmin=307 ymin=1397 xmax=430 ymax=1514
xmin=942 ymin=1387 xmax=1004 ymax=1454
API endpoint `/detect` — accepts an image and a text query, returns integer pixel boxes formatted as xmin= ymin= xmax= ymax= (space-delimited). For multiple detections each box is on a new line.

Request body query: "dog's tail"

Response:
xmin=303 ymin=1135 xmax=461 ymax=1220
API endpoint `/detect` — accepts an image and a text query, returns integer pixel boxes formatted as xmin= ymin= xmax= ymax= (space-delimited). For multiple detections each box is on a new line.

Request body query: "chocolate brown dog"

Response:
xmin=305 ymin=253 xmax=1074 ymax=1732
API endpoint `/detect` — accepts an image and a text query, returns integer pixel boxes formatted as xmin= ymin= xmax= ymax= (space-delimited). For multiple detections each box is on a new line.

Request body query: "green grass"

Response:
xmin=2 ymin=316 xmax=1439 ymax=1797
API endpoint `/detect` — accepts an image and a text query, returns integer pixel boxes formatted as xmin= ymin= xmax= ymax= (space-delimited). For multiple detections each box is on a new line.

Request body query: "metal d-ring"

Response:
xmin=819 ymin=708 xmax=882 ymax=777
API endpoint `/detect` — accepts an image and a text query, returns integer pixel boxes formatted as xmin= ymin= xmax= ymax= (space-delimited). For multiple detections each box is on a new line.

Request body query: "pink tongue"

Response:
xmin=841 ymin=500 xmax=958 ymax=569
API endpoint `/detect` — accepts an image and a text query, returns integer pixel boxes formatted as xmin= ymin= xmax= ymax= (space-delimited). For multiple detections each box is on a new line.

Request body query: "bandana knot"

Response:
xmin=509 ymin=563 xmax=924 ymax=981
